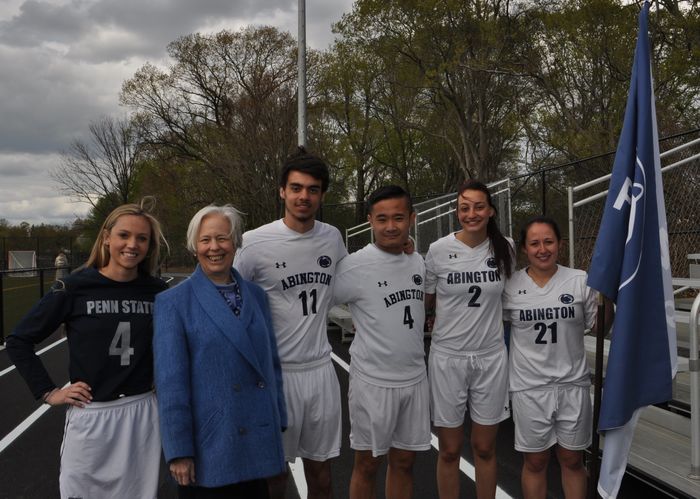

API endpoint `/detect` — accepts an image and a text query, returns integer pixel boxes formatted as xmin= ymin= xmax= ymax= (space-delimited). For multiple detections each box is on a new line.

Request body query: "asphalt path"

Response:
xmin=0 ymin=325 xmax=680 ymax=498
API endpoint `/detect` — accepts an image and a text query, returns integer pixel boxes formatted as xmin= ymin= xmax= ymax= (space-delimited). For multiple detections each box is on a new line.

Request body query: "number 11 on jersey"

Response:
xmin=298 ymin=289 xmax=318 ymax=316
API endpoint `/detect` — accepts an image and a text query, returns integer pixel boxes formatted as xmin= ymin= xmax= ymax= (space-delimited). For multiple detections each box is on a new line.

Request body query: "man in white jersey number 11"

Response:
xmin=333 ymin=185 xmax=431 ymax=499
xmin=234 ymin=147 xmax=348 ymax=499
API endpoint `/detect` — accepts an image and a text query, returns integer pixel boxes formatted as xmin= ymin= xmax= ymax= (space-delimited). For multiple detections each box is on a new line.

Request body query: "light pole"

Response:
xmin=298 ymin=0 xmax=307 ymax=147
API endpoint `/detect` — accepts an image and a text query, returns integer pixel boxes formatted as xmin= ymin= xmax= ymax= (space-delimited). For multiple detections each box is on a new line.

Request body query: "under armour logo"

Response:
xmin=518 ymin=290 xmax=527 ymax=294
xmin=275 ymin=262 xmax=286 ymax=268
xmin=378 ymin=281 xmax=388 ymax=287
xmin=448 ymin=253 xmax=458 ymax=259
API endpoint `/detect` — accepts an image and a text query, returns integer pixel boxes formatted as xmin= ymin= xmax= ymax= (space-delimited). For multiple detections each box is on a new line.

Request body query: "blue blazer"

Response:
xmin=154 ymin=266 xmax=287 ymax=488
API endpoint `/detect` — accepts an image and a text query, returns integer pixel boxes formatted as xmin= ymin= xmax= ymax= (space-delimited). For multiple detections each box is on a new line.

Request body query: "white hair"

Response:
xmin=186 ymin=205 xmax=244 ymax=254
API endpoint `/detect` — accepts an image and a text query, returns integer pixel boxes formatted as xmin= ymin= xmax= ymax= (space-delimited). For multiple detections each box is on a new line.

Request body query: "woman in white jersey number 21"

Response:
xmin=425 ymin=180 xmax=514 ymax=499
xmin=504 ymin=216 xmax=611 ymax=499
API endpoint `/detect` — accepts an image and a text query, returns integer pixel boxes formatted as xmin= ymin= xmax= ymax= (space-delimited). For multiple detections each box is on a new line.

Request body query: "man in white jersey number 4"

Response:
xmin=234 ymin=147 xmax=348 ymax=499
xmin=333 ymin=185 xmax=431 ymax=499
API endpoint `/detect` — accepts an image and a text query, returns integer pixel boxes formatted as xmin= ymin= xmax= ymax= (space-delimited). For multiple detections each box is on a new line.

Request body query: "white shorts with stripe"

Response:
xmin=511 ymin=384 xmax=592 ymax=453
xmin=429 ymin=343 xmax=510 ymax=427
xmin=282 ymin=357 xmax=342 ymax=462
xmin=60 ymin=391 xmax=160 ymax=499
xmin=348 ymin=372 xmax=431 ymax=457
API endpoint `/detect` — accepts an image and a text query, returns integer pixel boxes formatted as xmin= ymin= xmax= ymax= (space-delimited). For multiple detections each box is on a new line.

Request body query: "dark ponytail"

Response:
xmin=457 ymin=180 xmax=514 ymax=278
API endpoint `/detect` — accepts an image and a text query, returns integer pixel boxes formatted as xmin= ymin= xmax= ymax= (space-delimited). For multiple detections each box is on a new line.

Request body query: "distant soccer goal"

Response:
xmin=8 ymin=250 xmax=37 ymax=277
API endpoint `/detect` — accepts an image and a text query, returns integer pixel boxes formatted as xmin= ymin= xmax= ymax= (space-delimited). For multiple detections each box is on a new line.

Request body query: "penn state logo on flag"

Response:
xmin=559 ymin=294 xmax=574 ymax=305
xmin=412 ymin=274 xmax=422 ymax=285
xmin=317 ymin=255 xmax=332 ymax=268
xmin=611 ymin=158 xmax=646 ymax=291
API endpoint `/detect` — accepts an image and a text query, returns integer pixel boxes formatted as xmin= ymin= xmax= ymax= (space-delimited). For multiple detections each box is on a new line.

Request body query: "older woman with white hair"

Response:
xmin=154 ymin=205 xmax=286 ymax=499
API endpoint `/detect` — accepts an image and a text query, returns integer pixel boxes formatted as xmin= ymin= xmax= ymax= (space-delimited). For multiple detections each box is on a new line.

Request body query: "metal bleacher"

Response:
xmin=568 ymin=136 xmax=700 ymax=496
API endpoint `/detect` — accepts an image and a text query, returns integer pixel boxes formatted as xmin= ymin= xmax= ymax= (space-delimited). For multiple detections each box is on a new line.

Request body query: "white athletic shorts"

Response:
xmin=60 ymin=391 xmax=160 ymax=499
xmin=282 ymin=357 xmax=342 ymax=462
xmin=511 ymin=384 xmax=592 ymax=453
xmin=429 ymin=343 xmax=510 ymax=427
xmin=348 ymin=373 xmax=431 ymax=457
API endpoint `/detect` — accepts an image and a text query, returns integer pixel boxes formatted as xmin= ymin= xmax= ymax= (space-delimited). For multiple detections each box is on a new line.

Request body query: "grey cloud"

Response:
xmin=0 ymin=0 xmax=353 ymax=224
xmin=0 ymin=152 xmax=90 ymax=224
xmin=0 ymin=45 xmax=126 ymax=153
xmin=0 ymin=0 xmax=91 ymax=48
xmin=1 ymin=0 xmax=348 ymax=63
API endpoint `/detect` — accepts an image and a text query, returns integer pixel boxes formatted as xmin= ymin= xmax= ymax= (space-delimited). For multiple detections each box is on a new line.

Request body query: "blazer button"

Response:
xmin=233 ymin=384 xmax=241 ymax=392
xmin=257 ymin=381 xmax=266 ymax=389
xmin=238 ymin=427 xmax=247 ymax=435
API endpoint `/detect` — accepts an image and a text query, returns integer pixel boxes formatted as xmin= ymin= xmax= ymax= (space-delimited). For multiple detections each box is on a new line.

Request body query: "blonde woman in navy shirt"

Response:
xmin=7 ymin=202 xmax=168 ymax=498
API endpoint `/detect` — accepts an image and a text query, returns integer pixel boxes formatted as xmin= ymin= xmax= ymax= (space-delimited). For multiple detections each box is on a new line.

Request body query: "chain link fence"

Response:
xmin=1 ymin=236 xmax=85 ymax=270
xmin=323 ymin=129 xmax=699 ymax=279
xmin=568 ymin=130 xmax=700 ymax=277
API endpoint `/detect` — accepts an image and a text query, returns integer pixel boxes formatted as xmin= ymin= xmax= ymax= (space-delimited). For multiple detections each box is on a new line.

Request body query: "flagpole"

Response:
xmin=589 ymin=292 xmax=606 ymax=498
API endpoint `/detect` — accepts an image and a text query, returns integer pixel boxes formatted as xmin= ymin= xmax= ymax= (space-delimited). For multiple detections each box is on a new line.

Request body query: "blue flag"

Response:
xmin=587 ymin=2 xmax=677 ymax=497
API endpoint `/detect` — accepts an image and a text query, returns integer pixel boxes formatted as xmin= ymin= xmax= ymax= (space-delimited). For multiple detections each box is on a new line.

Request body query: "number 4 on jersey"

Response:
xmin=403 ymin=305 xmax=415 ymax=329
xmin=109 ymin=322 xmax=134 ymax=366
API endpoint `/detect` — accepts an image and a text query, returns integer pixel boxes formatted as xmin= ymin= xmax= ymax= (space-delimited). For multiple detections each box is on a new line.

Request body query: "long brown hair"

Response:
xmin=86 ymin=199 xmax=168 ymax=276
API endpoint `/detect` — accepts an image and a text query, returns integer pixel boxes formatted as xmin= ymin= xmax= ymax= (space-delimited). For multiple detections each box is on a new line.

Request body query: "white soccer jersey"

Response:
xmin=425 ymin=234 xmax=511 ymax=352
xmin=334 ymin=244 xmax=426 ymax=387
xmin=234 ymin=219 xmax=348 ymax=365
xmin=503 ymin=265 xmax=597 ymax=392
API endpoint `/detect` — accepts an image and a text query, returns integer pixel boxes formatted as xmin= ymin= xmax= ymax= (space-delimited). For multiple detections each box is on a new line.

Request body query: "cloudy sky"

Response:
xmin=0 ymin=0 xmax=353 ymax=225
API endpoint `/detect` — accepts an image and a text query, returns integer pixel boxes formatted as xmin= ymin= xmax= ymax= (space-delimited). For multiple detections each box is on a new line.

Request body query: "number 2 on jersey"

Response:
xmin=467 ymin=285 xmax=482 ymax=307
xmin=298 ymin=289 xmax=318 ymax=316
xmin=109 ymin=321 xmax=134 ymax=366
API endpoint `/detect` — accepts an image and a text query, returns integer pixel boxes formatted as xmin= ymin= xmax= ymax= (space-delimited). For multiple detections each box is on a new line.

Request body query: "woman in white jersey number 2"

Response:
xmin=425 ymin=180 xmax=514 ymax=499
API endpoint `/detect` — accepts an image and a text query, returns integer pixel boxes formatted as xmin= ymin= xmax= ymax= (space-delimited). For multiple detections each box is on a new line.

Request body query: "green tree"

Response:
xmin=521 ymin=0 xmax=700 ymax=167
xmin=334 ymin=0 xmax=529 ymax=183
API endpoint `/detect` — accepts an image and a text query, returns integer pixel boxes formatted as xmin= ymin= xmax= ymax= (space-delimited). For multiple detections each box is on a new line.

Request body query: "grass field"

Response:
xmin=1 ymin=274 xmax=53 ymax=341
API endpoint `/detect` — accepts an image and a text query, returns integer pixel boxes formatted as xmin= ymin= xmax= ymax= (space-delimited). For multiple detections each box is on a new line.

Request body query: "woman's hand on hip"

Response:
xmin=44 ymin=382 xmax=92 ymax=407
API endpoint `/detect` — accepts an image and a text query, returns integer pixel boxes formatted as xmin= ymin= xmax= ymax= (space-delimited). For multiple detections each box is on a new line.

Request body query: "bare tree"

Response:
xmin=53 ymin=116 xmax=142 ymax=215
xmin=120 ymin=27 xmax=301 ymax=227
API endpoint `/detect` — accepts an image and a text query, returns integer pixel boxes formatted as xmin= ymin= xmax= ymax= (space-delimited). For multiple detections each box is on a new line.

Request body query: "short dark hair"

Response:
xmin=279 ymin=146 xmax=330 ymax=192
xmin=518 ymin=215 xmax=562 ymax=251
xmin=367 ymin=185 xmax=413 ymax=213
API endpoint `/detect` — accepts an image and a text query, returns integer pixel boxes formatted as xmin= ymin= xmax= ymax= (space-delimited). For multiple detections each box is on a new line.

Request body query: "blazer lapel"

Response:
xmin=191 ymin=266 xmax=264 ymax=375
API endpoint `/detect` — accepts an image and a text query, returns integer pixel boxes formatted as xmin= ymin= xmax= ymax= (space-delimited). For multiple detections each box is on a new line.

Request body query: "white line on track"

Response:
xmin=0 ymin=382 xmax=70 ymax=454
xmin=0 ymin=337 xmax=67 ymax=378
xmin=289 ymin=458 xmax=308 ymax=498
xmin=330 ymin=352 xmax=513 ymax=499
